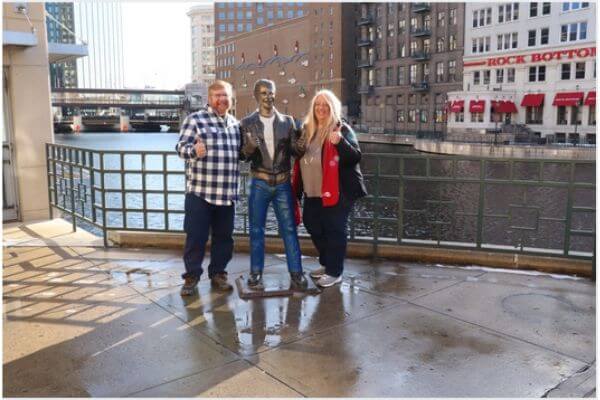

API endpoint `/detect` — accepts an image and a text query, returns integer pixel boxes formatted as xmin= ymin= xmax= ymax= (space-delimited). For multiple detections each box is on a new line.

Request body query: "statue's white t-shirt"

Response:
xmin=259 ymin=115 xmax=275 ymax=160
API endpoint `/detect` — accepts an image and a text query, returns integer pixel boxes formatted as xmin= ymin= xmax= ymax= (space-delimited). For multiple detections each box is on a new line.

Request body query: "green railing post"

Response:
xmin=69 ymin=148 xmax=76 ymax=233
xmin=46 ymin=144 xmax=54 ymax=220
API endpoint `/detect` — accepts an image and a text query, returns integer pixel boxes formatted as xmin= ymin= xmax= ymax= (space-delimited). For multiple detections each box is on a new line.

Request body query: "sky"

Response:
xmin=121 ymin=2 xmax=209 ymax=90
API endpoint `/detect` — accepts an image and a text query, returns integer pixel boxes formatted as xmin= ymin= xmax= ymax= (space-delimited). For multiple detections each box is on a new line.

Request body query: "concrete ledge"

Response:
xmin=414 ymin=139 xmax=596 ymax=160
xmin=108 ymin=231 xmax=593 ymax=278
xmin=356 ymin=132 xmax=415 ymax=145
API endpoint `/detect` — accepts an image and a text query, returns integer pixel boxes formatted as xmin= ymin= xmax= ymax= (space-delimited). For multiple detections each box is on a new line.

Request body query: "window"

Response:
xmin=246 ymin=23 xmax=252 ymax=31
xmin=409 ymin=64 xmax=417 ymax=84
xmin=483 ymin=70 xmax=491 ymax=84
xmin=410 ymin=41 xmax=418 ymax=56
xmin=436 ymin=38 xmax=445 ymax=52
xmin=507 ymin=68 xmax=515 ymax=82
xmin=498 ymin=3 xmax=519 ymax=23
xmin=257 ymin=17 xmax=264 ymax=24
xmin=472 ymin=37 xmax=490 ymax=53
xmin=528 ymin=66 xmax=546 ymax=81
xmin=386 ymin=67 xmax=393 ymax=85
xmin=398 ymin=43 xmax=406 ymax=57
xmin=570 ymin=105 xmax=582 ymax=125
xmin=420 ymin=110 xmax=428 ymax=123
xmin=511 ymin=32 xmax=518 ymax=48
xmin=448 ymin=60 xmax=456 ymax=81
xmin=218 ymin=12 xmax=226 ymax=19
xmin=562 ymin=2 xmax=590 ymax=11
xmin=398 ymin=20 xmax=405 ymax=35
xmin=455 ymin=112 xmax=464 ymax=122
xmin=530 ymin=2 xmax=538 ymax=17
xmin=397 ymin=110 xmax=405 ymax=123
xmin=561 ymin=63 xmax=571 ymax=80
xmin=575 ymin=62 xmax=585 ymax=79
xmin=397 ymin=95 xmax=403 ymax=105
xmin=561 ymin=22 xmax=588 ymax=42
xmin=472 ymin=8 xmax=492 ymax=27
xmin=423 ymin=38 xmax=431 ymax=53
xmin=410 ymin=17 xmax=418 ymax=31
xmin=398 ymin=66 xmax=405 ymax=84
xmin=377 ymin=26 xmax=383 ymax=39
xmin=219 ymin=24 xmax=226 ymax=32
xmin=449 ymin=8 xmax=457 ymax=25
xmin=408 ymin=109 xmax=416 ymax=123
xmin=542 ymin=2 xmax=551 ymax=14
xmin=589 ymin=106 xmax=595 ymax=125
xmin=540 ymin=28 xmax=549 ymax=44
xmin=498 ymin=33 xmax=517 ymax=50
xmin=528 ymin=30 xmax=536 ymax=46
xmin=436 ymin=62 xmax=444 ymax=82
xmin=496 ymin=69 xmax=504 ymax=83
xmin=437 ymin=12 xmax=445 ymax=27
xmin=471 ymin=112 xmax=484 ymax=123
xmin=386 ymin=45 xmax=393 ymax=59
xmin=449 ymin=35 xmax=457 ymax=51
xmin=474 ymin=71 xmax=481 ymax=85
xmin=423 ymin=64 xmax=430 ymax=82
xmin=526 ymin=106 xmax=543 ymax=124
xmin=424 ymin=14 xmax=431 ymax=30
xmin=387 ymin=23 xmax=395 ymax=37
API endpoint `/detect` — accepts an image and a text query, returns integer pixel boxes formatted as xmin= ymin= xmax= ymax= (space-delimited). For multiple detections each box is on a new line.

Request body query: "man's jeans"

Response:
xmin=248 ymin=178 xmax=302 ymax=274
xmin=182 ymin=194 xmax=234 ymax=280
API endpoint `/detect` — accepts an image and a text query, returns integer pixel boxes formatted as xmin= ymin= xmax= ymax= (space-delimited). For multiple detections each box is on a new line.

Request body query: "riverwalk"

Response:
xmin=3 ymin=219 xmax=596 ymax=397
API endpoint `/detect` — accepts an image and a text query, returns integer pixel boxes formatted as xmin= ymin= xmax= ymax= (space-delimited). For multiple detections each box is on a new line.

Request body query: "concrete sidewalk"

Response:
xmin=3 ymin=220 xmax=596 ymax=397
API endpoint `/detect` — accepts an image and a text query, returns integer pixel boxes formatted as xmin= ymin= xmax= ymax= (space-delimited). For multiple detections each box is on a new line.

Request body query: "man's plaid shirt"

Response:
xmin=175 ymin=106 xmax=241 ymax=206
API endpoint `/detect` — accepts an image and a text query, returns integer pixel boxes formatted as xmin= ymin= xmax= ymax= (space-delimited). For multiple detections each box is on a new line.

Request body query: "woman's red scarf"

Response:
xmin=291 ymin=139 xmax=340 ymax=225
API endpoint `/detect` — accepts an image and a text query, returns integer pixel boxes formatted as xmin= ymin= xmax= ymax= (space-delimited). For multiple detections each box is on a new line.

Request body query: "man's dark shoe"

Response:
xmin=247 ymin=272 xmax=264 ymax=290
xmin=290 ymin=272 xmax=308 ymax=291
xmin=210 ymin=272 xmax=233 ymax=292
xmin=180 ymin=276 xmax=199 ymax=296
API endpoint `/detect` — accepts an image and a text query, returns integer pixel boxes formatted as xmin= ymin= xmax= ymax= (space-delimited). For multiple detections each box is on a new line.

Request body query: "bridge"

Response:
xmin=51 ymin=88 xmax=199 ymax=133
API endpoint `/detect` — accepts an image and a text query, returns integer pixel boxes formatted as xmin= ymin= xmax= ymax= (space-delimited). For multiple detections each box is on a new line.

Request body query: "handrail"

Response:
xmin=46 ymin=143 xmax=595 ymax=262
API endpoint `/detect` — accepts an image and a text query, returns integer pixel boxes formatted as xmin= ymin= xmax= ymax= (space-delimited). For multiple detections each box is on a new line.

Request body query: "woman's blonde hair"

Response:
xmin=303 ymin=89 xmax=342 ymax=145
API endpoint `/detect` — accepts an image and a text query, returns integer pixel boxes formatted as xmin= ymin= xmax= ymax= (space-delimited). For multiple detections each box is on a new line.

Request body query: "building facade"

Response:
xmin=45 ymin=2 xmax=78 ymax=88
xmin=215 ymin=3 xmax=358 ymax=121
xmin=46 ymin=2 xmax=124 ymax=89
xmin=188 ymin=5 xmax=215 ymax=89
xmin=357 ymin=2 xmax=466 ymax=134
xmin=447 ymin=2 xmax=596 ymax=143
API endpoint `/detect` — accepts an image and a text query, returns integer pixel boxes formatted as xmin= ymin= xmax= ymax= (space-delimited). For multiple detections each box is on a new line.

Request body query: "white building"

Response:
xmin=73 ymin=2 xmax=125 ymax=88
xmin=188 ymin=5 xmax=215 ymax=89
xmin=447 ymin=2 xmax=596 ymax=143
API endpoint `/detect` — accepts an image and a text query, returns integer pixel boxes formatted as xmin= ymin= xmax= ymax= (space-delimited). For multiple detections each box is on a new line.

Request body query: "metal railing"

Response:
xmin=46 ymin=143 xmax=595 ymax=264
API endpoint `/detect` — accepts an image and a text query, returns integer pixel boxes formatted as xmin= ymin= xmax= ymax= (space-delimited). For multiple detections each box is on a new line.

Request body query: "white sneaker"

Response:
xmin=316 ymin=274 xmax=342 ymax=287
xmin=310 ymin=266 xmax=326 ymax=279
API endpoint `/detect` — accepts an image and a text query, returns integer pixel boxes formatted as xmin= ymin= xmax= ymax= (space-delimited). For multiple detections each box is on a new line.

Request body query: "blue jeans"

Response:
xmin=248 ymin=178 xmax=302 ymax=274
xmin=182 ymin=194 xmax=234 ymax=280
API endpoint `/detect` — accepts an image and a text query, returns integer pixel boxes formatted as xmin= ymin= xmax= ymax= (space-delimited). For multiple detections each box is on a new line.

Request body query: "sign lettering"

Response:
xmin=484 ymin=47 xmax=595 ymax=67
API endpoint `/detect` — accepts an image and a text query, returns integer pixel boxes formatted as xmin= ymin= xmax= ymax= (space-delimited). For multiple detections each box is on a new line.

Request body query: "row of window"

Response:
xmin=367 ymin=60 xmax=458 ymax=86
xmin=453 ymin=105 xmax=595 ymax=127
xmin=472 ymin=2 xmax=589 ymax=30
xmin=217 ymin=9 xmax=302 ymax=20
xmin=216 ymin=44 xmax=235 ymax=55
xmin=217 ymin=3 xmax=304 ymax=10
xmin=471 ymin=21 xmax=588 ymax=53
xmin=217 ymin=56 xmax=235 ymax=68
xmin=471 ymin=61 xmax=595 ymax=85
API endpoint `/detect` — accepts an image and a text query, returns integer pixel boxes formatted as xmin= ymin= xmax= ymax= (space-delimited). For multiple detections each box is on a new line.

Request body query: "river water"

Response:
xmin=54 ymin=133 xmax=595 ymax=256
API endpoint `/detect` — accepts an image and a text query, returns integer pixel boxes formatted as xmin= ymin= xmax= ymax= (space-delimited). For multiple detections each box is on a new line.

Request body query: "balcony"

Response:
xmin=411 ymin=28 xmax=431 ymax=37
xmin=357 ymin=38 xmax=374 ymax=47
xmin=411 ymin=51 xmax=430 ymax=61
xmin=412 ymin=3 xmax=431 ymax=13
xmin=357 ymin=59 xmax=374 ymax=68
xmin=357 ymin=15 xmax=374 ymax=26
xmin=357 ymin=85 xmax=374 ymax=94
xmin=411 ymin=82 xmax=430 ymax=92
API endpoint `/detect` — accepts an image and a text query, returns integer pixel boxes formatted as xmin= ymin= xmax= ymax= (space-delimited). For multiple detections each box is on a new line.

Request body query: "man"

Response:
xmin=176 ymin=80 xmax=240 ymax=296
xmin=240 ymin=79 xmax=308 ymax=290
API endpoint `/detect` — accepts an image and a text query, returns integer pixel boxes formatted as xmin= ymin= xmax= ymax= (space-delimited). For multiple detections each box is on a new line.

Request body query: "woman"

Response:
xmin=292 ymin=90 xmax=367 ymax=287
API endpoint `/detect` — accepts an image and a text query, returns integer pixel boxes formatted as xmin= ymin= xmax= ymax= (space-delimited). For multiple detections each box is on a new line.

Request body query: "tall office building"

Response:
xmin=446 ymin=2 xmax=596 ymax=142
xmin=46 ymin=2 xmax=125 ymax=89
xmin=357 ymin=2 xmax=465 ymax=134
xmin=188 ymin=5 xmax=215 ymax=88
xmin=214 ymin=3 xmax=358 ymax=119
xmin=45 ymin=3 xmax=78 ymax=88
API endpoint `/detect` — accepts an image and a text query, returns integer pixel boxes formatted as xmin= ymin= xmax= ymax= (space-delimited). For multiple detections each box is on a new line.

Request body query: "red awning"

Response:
xmin=469 ymin=100 xmax=485 ymax=113
xmin=449 ymin=100 xmax=464 ymax=113
xmin=491 ymin=100 xmax=518 ymax=113
xmin=584 ymin=91 xmax=596 ymax=106
xmin=552 ymin=92 xmax=584 ymax=106
xmin=521 ymin=94 xmax=545 ymax=107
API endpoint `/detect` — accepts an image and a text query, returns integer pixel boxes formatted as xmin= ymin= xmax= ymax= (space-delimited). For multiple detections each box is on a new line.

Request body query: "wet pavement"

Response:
xmin=3 ymin=219 xmax=596 ymax=397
